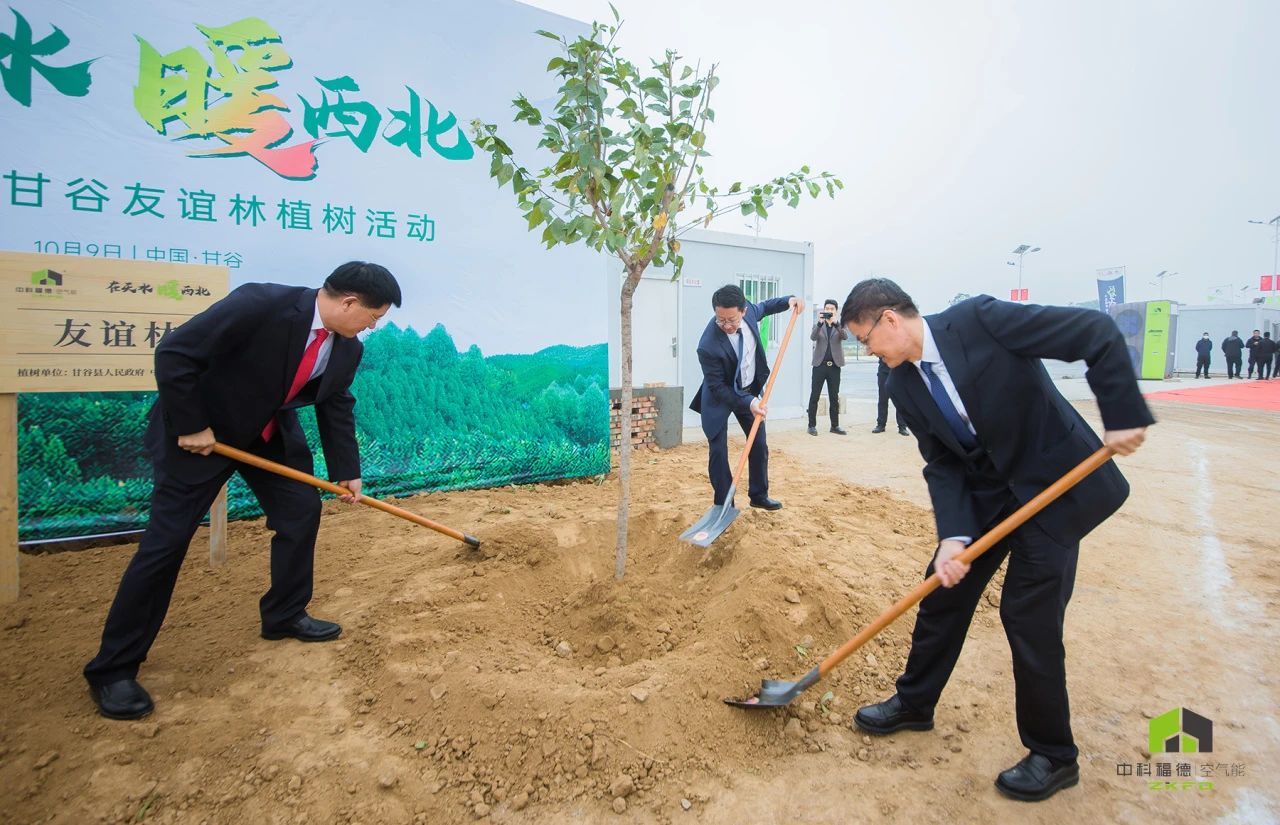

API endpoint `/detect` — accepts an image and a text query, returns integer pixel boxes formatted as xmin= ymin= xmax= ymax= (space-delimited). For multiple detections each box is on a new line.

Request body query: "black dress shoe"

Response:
xmin=871 ymin=425 xmax=886 ymax=433
xmin=807 ymin=426 xmax=818 ymax=436
xmin=830 ymin=426 xmax=847 ymax=435
xmin=89 ymin=678 xmax=154 ymax=720
xmin=749 ymin=497 xmax=783 ymax=511
xmin=995 ymin=753 xmax=1079 ymax=801
xmin=854 ymin=694 xmax=933 ymax=735
xmin=898 ymin=426 xmax=911 ymax=436
xmin=262 ymin=613 xmax=342 ymax=642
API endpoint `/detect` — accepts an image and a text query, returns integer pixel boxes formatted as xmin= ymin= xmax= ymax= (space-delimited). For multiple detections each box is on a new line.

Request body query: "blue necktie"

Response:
xmin=734 ymin=332 xmax=744 ymax=389
xmin=920 ymin=361 xmax=977 ymax=449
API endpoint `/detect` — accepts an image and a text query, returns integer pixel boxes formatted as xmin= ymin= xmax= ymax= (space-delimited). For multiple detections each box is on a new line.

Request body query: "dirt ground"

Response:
xmin=1 ymin=394 xmax=1277 ymax=825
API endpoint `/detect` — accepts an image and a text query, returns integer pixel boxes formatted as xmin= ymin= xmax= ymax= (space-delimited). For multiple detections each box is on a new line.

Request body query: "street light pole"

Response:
xmin=1149 ymin=270 xmax=1177 ymax=300
xmin=1008 ymin=244 xmax=1040 ymax=300
xmin=1248 ymin=215 xmax=1280 ymax=298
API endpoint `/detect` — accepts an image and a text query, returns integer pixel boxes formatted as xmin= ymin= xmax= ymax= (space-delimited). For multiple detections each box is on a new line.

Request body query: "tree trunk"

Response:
xmin=615 ymin=265 xmax=644 ymax=580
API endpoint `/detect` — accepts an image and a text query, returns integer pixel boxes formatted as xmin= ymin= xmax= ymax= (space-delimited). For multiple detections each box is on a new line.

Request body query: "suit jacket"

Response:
xmin=810 ymin=322 xmax=847 ymax=367
xmin=1195 ymin=339 xmax=1213 ymax=357
xmin=888 ymin=296 xmax=1155 ymax=547
xmin=1221 ymin=336 xmax=1243 ymax=359
xmin=689 ymin=296 xmax=792 ymax=435
xmin=1245 ymin=336 xmax=1263 ymax=360
xmin=144 ymin=283 xmax=364 ymax=484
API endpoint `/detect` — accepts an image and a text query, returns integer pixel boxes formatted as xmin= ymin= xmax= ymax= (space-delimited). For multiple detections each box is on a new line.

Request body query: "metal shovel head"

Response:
xmin=723 ymin=667 xmax=821 ymax=709
xmin=678 ymin=500 xmax=740 ymax=547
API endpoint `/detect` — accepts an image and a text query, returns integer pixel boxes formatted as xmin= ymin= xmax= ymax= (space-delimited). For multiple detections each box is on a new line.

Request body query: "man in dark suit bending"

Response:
xmin=689 ymin=284 xmax=801 ymax=511
xmin=840 ymin=278 xmax=1152 ymax=802
xmin=84 ymin=261 xmax=401 ymax=720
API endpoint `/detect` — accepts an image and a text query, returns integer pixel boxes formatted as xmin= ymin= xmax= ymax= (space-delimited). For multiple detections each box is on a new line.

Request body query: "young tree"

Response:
xmin=472 ymin=11 xmax=842 ymax=579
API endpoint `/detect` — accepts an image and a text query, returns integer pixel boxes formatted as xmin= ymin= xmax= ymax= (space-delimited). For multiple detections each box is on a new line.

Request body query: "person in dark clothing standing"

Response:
xmin=1245 ymin=329 xmax=1263 ymax=378
xmin=1222 ymin=330 xmax=1244 ymax=379
xmin=874 ymin=357 xmax=910 ymax=435
xmin=807 ymin=299 xmax=848 ymax=436
xmin=1259 ymin=332 xmax=1276 ymax=379
xmin=1194 ymin=333 xmax=1213 ymax=378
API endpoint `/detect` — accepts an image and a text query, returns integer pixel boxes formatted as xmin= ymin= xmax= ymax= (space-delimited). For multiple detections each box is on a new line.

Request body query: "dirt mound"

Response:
xmin=0 ymin=446 xmax=1004 ymax=824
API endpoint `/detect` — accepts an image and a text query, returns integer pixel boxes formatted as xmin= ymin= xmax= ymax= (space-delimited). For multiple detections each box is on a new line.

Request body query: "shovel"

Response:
xmin=211 ymin=442 xmax=481 ymax=549
xmin=725 ymin=445 xmax=1117 ymax=708
xmin=680 ymin=306 xmax=803 ymax=548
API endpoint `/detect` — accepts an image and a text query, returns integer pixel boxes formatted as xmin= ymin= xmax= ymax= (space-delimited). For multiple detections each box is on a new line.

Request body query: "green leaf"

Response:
xmin=740 ymin=201 xmax=754 ymax=216
xmin=807 ymin=181 xmax=820 ymax=198
xmin=535 ymin=29 xmax=562 ymax=41
xmin=680 ymin=65 xmax=693 ymax=80
xmin=728 ymin=182 xmax=742 ymax=194
xmin=690 ymin=131 xmax=705 ymax=149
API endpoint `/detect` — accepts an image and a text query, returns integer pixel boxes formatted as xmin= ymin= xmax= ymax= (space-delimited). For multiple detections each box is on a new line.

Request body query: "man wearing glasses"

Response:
xmin=689 ymin=284 xmax=802 ymax=511
xmin=840 ymin=278 xmax=1151 ymax=802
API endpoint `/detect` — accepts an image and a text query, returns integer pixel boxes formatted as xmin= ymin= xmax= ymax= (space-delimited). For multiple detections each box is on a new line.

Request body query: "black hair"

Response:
xmin=1232 ymin=330 xmax=1238 ymax=335
xmin=823 ymin=298 xmax=838 ymax=309
xmin=712 ymin=284 xmax=746 ymax=310
xmin=1267 ymin=332 xmax=1273 ymax=339
xmin=323 ymin=261 xmax=402 ymax=308
xmin=840 ymin=278 xmax=920 ymax=326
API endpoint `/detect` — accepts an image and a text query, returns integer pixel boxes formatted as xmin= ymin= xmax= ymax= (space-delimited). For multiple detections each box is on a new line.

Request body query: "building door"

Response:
xmin=630 ymin=275 xmax=679 ymax=387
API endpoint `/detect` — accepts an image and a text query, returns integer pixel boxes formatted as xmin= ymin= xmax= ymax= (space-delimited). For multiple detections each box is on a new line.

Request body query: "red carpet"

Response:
xmin=1143 ymin=379 xmax=1280 ymax=412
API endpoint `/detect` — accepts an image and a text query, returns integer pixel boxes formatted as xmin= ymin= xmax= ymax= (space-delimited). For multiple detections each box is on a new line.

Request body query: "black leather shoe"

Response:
xmin=749 ymin=497 xmax=783 ymax=511
xmin=995 ymin=753 xmax=1079 ymax=801
xmin=898 ymin=427 xmax=910 ymax=436
xmin=807 ymin=426 xmax=818 ymax=436
xmin=262 ymin=613 xmax=342 ymax=642
xmin=830 ymin=426 xmax=847 ymax=435
xmin=871 ymin=425 xmax=886 ymax=433
xmin=854 ymin=694 xmax=933 ymax=735
xmin=89 ymin=678 xmax=154 ymax=720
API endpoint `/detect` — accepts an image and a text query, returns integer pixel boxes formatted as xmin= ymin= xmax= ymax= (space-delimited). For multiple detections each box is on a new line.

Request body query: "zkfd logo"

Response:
xmin=1149 ymin=708 xmax=1213 ymax=753
xmin=32 ymin=269 xmax=63 ymax=286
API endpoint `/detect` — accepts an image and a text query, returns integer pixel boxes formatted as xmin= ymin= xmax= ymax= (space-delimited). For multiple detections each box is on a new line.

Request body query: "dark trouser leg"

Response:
xmin=1229 ymin=357 xmax=1241 ymax=378
xmin=1264 ymin=359 xmax=1273 ymax=379
xmin=705 ymin=421 xmax=732 ymax=505
xmin=734 ymin=408 xmax=769 ymax=502
xmin=876 ymin=370 xmax=890 ymax=428
xmin=1195 ymin=356 xmax=1208 ymax=378
xmin=807 ymin=367 xmax=824 ymax=428
xmin=238 ymin=464 xmax=322 ymax=629
xmin=1248 ymin=359 xmax=1256 ymax=378
xmin=84 ymin=465 xmax=235 ymax=687
xmin=1000 ymin=526 xmax=1081 ymax=764
xmin=826 ymin=366 xmax=841 ymax=427
xmin=895 ymin=402 xmax=907 ymax=430
xmin=894 ymin=537 xmax=1012 ymax=714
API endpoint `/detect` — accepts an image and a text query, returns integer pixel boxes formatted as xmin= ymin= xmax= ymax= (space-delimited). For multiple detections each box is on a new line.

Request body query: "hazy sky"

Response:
xmin=521 ymin=0 xmax=1280 ymax=313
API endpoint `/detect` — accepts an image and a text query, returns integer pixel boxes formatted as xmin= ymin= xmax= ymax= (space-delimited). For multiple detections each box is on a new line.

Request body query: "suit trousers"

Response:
xmin=84 ymin=442 xmax=322 ymax=687
xmin=1227 ymin=356 xmax=1242 ymax=378
xmin=876 ymin=367 xmax=906 ymax=430
xmin=894 ymin=517 xmax=1081 ymax=765
xmin=706 ymin=409 xmax=768 ymax=505
xmin=1195 ymin=355 xmax=1210 ymax=378
xmin=807 ymin=363 xmax=841 ymax=427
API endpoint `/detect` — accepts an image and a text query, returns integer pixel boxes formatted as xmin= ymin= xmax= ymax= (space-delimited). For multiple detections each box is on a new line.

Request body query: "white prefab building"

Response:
xmin=606 ymin=229 xmax=815 ymax=426
xmin=1171 ymin=304 xmax=1280 ymax=374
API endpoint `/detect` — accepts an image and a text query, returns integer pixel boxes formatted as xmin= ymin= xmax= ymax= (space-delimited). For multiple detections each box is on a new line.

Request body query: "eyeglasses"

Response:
xmin=714 ymin=315 xmax=743 ymax=329
xmin=855 ymin=310 xmax=887 ymax=347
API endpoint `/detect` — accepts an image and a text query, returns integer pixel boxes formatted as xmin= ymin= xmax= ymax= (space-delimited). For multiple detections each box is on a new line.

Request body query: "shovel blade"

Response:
xmin=678 ymin=502 xmax=740 ymax=547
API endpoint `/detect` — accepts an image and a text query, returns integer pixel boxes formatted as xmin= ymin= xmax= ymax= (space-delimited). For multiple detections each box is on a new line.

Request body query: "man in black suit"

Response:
xmin=840 ymin=278 xmax=1152 ymax=802
xmin=1194 ymin=332 xmax=1213 ymax=378
xmin=690 ymin=284 xmax=801 ymax=511
xmin=1259 ymin=332 xmax=1276 ymax=379
xmin=874 ymin=357 xmax=910 ymax=435
xmin=1221 ymin=330 xmax=1244 ymax=379
xmin=83 ymin=261 xmax=401 ymax=720
xmin=1245 ymin=329 xmax=1263 ymax=378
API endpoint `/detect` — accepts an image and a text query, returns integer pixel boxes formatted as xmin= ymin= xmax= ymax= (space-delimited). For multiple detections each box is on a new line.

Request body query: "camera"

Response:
xmin=820 ymin=311 xmax=833 ymax=320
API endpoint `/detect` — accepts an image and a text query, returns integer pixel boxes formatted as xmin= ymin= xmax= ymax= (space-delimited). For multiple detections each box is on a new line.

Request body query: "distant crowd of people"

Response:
xmin=1197 ymin=329 xmax=1277 ymax=379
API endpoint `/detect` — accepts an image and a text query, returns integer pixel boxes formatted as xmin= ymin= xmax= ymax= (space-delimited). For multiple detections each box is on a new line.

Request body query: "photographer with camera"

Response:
xmin=807 ymin=299 xmax=848 ymax=436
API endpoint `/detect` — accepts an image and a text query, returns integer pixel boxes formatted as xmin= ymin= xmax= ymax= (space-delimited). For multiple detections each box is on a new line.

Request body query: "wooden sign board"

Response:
xmin=1 ymin=252 xmax=231 ymax=602
xmin=0 ymin=252 xmax=227 ymax=393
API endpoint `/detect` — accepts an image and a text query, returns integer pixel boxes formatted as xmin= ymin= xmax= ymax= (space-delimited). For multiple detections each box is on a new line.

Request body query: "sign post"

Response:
xmin=0 ymin=252 xmax=228 ymax=601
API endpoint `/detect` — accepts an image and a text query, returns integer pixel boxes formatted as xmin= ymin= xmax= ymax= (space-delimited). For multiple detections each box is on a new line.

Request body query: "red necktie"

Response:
xmin=261 ymin=328 xmax=329 ymax=442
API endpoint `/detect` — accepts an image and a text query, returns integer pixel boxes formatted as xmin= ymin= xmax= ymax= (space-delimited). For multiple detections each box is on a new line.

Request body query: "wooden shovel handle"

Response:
xmin=730 ymin=306 xmax=803 ymax=490
xmin=210 ymin=442 xmax=480 ymax=547
xmin=817 ymin=445 xmax=1116 ymax=678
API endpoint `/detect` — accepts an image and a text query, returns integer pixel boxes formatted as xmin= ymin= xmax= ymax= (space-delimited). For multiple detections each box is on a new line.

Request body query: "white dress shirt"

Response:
xmin=726 ymin=326 xmax=757 ymax=390
xmin=911 ymin=321 xmax=975 ymax=437
xmin=912 ymin=321 xmax=975 ymax=545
